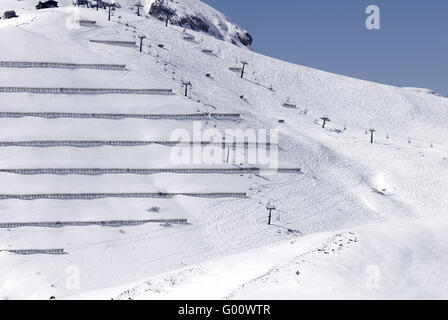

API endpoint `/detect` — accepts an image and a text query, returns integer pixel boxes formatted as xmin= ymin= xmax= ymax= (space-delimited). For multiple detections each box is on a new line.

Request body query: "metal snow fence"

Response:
xmin=0 ymin=112 xmax=241 ymax=120
xmin=0 ymin=168 xmax=302 ymax=176
xmin=0 ymin=193 xmax=248 ymax=200
xmin=201 ymin=49 xmax=214 ymax=55
xmin=78 ymin=20 xmax=96 ymax=26
xmin=229 ymin=67 xmax=243 ymax=73
xmin=0 ymin=140 xmax=276 ymax=148
xmin=183 ymin=35 xmax=195 ymax=41
xmin=0 ymin=249 xmax=65 ymax=255
xmin=0 ymin=61 xmax=125 ymax=70
xmin=0 ymin=219 xmax=189 ymax=229
xmin=282 ymin=103 xmax=297 ymax=109
xmin=210 ymin=113 xmax=241 ymax=119
xmin=0 ymin=87 xmax=173 ymax=95
xmin=89 ymin=40 xmax=137 ymax=47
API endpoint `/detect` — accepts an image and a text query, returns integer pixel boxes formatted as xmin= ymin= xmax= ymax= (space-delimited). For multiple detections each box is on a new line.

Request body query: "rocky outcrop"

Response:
xmin=238 ymin=31 xmax=253 ymax=47
xmin=146 ymin=0 xmax=253 ymax=48
xmin=148 ymin=0 xmax=175 ymax=18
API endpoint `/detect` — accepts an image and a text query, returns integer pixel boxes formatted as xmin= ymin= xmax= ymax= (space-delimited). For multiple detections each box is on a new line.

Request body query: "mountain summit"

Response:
xmin=143 ymin=0 xmax=253 ymax=47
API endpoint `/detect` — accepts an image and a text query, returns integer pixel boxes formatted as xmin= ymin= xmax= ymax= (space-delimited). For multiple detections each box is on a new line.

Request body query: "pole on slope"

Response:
xmin=369 ymin=128 xmax=376 ymax=144
xmin=96 ymin=0 xmax=98 ymax=11
xmin=266 ymin=205 xmax=275 ymax=225
xmin=183 ymin=82 xmax=192 ymax=97
xmin=108 ymin=5 xmax=111 ymax=21
xmin=135 ymin=3 xmax=143 ymax=16
xmin=320 ymin=116 xmax=330 ymax=129
xmin=165 ymin=14 xmax=172 ymax=27
xmin=240 ymin=61 xmax=248 ymax=79
xmin=138 ymin=36 xmax=146 ymax=52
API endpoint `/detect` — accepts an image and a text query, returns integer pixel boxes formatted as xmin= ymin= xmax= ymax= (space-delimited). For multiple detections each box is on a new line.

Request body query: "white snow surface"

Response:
xmin=0 ymin=1 xmax=447 ymax=300
xmin=78 ymin=215 xmax=448 ymax=300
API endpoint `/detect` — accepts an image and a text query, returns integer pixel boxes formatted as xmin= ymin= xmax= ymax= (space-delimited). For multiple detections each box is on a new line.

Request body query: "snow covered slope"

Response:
xmin=80 ymin=215 xmax=448 ymax=300
xmin=0 ymin=1 xmax=447 ymax=299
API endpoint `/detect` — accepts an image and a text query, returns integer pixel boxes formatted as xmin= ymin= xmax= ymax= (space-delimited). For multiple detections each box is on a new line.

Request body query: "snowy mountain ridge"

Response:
xmin=131 ymin=0 xmax=253 ymax=47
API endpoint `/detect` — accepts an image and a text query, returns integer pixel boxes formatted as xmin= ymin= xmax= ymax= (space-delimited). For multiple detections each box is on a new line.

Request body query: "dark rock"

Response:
xmin=178 ymin=15 xmax=210 ymax=33
xmin=147 ymin=0 xmax=253 ymax=47
xmin=238 ymin=32 xmax=253 ymax=46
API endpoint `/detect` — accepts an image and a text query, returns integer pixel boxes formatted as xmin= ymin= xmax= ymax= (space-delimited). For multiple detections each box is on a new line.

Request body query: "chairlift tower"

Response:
xmin=183 ymin=81 xmax=192 ymax=97
xmin=320 ymin=116 xmax=330 ymax=128
xmin=138 ymin=35 xmax=146 ymax=52
xmin=135 ymin=3 xmax=143 ymax=16
xmin=240 ymin=61 xmax=248 ymax=79
xmin=108 ymin=4 xmax=111 ymax=21
xmin=266 ymin=205 xmax=276 ymax=225
xmin=369 ymin=128 xmax=376 ymax=144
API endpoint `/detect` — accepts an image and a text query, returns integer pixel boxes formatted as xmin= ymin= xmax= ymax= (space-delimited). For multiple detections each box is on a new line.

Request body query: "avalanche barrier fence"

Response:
xmin=0 ymin=193 xmax=248 ymax=200
xmin=0 ymin=140 xmax=277 ymax=148
xmin=0 ymin=168 xmax=302 ymax=175
xmin=0 ymin=61 xmax=126 ymax=70
xmin=0 ymin=87 xmax=173 ymax=95
xmin=0 ymin=219 xmax=189 ymax=229
xmin=0 ymin=249 xmax=65 ymax=255
xmin=89 ymin=40 xmax=136 ymax=47
xmin=78 ymin=20 xmax=96 ymax=26
xmin=0 ymin=112 xmax=241 ymax=120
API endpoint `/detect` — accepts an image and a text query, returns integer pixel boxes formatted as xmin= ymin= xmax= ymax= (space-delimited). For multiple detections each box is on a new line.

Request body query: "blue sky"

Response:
xmin=202 ymin=0 xmax=447 ymax=96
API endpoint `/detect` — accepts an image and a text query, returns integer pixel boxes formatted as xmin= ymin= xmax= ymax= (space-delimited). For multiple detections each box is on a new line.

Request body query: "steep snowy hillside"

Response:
xmin=81 ymin=215 xmax=448 ymax=300
xmin=0 ymin=1 xmax=447 ymax=299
